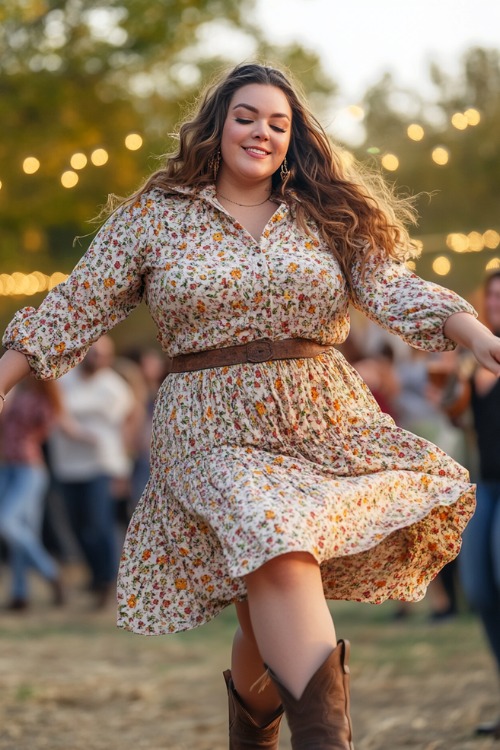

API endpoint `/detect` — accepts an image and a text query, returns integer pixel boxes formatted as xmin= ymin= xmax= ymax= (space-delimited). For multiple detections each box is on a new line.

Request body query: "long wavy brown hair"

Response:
xmin=111 ymin=62 xmax=419 ymax=283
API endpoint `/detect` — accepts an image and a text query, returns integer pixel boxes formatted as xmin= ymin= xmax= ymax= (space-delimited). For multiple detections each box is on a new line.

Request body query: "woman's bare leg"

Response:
xmin=245 ymin=551 xmax=337 ymax=700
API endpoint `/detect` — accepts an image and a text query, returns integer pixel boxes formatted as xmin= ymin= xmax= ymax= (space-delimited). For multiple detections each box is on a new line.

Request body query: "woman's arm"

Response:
xmin=443 ymin=312 xmax=500 ymax=376
xmin=0 ymin=350 xmax=32 ymax=413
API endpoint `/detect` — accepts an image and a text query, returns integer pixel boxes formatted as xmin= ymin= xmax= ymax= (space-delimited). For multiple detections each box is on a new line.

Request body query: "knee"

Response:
xmin=245 ymin=551 xmax=318 ymax=591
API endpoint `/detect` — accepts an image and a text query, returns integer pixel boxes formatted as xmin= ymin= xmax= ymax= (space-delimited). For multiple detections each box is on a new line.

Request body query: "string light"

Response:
xmin=432 ymin=256 xmax=451 ymax=275
xmin=91 ymin=148 xmax=109 ymax=166
xmin=124 ymin=133 xmax=143 ymax=151
xmin=61 ymin=170 xmax=79 ymax=188
xmin=407 ymin=124 xmax=424 ymax=141
xmin=381 ymin=153 xmax=399 ymax=171
xmin=0 ymin=272 xmax=69 ymax=297
xmin=451 ymin=113 xmax=468 ymax=130
xmin=23 ymin=157 xmax=41 ymax=174
xmin=431 ymin=146 xmax=449 ymax=166
xmin=70 ymin=152 xmax=88 ymax=170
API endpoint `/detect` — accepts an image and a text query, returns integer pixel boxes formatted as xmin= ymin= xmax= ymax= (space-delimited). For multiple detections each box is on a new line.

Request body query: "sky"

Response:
xmin=255 ymin=0 xmax=500 ymax=100
xmin=253 ymin=0 xmax=500 ymax=141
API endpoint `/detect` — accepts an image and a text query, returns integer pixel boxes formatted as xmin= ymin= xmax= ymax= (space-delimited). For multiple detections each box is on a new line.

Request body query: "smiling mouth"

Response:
xmin=244 ymin=147 xmax=271 ymax=156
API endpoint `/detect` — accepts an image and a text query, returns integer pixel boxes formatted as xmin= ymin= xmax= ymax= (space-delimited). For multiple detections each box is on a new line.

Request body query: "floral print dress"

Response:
xmin=3 ymin=185 xmax=477 ymax=635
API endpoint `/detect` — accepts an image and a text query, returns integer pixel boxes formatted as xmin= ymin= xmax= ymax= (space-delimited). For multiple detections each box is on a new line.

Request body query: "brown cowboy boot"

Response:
xmin=266 ymin=639 xmax=354 ymax=749
xmin=223 ymin=669 xmax=284 ymax=749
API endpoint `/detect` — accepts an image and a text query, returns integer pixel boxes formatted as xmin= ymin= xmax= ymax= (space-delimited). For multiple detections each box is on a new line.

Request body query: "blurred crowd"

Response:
xmin=0 ymin=275 xmax=499 ymax=682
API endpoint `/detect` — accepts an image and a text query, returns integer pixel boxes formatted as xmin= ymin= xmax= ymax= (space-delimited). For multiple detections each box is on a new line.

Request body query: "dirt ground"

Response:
xmin=0 ymin=565 xmax=499 ymax=750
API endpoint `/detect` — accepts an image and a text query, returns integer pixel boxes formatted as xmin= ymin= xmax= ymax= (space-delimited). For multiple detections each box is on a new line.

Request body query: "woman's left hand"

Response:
xmin=471 ymin=330 xmax=500 ymax=376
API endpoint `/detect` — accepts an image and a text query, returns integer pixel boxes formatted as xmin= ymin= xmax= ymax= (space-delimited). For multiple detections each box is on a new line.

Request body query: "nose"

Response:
xmin=252 ymin=119 xmax=270 ymax=140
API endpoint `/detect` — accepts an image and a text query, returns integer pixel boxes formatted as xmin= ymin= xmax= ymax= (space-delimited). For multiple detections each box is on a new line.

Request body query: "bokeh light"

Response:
xmin=464 ymin=108 xmax=481 ymax=126
xmin=485 ymin=258 xmax=500 ymax=271
xmin=381 ymin=153 xmax=399 ymax=171
xmin=23 ymin=157 xmax=41 ymax=174
xmin=124 ymin=133 xmax=143 ymax=150
xmin=483 ymin=229 xmax=500 ymax=249
xmin=61 ymin=170 xmax=79 ymax=188
xmin=468 ymin=231 xmax=484 ymax=252
xmin=432 ymin=147 xmax=449 ymax=166
xmin=91 ymin=148 xmax=109 ymax=166
xmin=451 ymin=112 xmax=468 ymax=130
xmin=70 ymin=152 xmax=88 ymax=170
xmin=407 ymin=124 xmax=424 ymax=141
xmin=432 ymin=256 xmax=451 ymax=275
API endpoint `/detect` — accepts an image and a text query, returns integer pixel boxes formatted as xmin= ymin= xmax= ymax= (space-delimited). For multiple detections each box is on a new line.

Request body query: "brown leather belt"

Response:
xmin=165 ymin=337 xmax=332 ymax=374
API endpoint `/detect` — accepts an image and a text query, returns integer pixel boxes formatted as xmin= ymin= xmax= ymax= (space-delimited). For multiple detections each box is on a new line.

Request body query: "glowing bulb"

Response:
xmin=61 ymin=170 xmax=79 ymax=188
xmin=407 ymin=124 xmax=424 ymax=141
xmin=451 ymin=113 xmax=468 ymax=130
xmin=23 ymin=157 xmax=41 ymax=174
xmin=125 ymin=133 xmax=143 ymax=150
xmin=486 ymin=258 xmax=500 ymax=271
xmin=464 ymin=108 xmax=480 ymax=126
xmin=432 ymin=147 xmax=449 ymax=166
xmin=381 ymin=153 xmax=399 ymax=171
xmin=483 ymin=230 xmax=500 ymax=249
xmin=70 ymin=152 xmax=88 ymax=170
xmin=91 ymin=148 xmax=109 ymax=166
xmin=432 ymin=256 xmax=451 ymax=276
xmin=468 ymin=231 xmax=484 ymax=252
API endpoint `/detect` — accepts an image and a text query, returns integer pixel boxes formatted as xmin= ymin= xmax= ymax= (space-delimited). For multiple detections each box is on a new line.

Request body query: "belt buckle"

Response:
xmin=246 ymin=339 xmax=274 ymax=363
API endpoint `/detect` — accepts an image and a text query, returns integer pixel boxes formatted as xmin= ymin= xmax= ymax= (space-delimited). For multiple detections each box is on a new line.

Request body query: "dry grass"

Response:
xmin=0 ymin=565 xmax=498 ymax=750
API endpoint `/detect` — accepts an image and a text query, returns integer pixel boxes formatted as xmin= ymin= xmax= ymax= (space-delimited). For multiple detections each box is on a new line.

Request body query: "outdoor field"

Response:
xmin=0 ymin=567 xmax=498 ymax=750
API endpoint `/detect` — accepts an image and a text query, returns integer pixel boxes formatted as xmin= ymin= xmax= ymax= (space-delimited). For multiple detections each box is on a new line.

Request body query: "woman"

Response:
xmin=458 ymin=270 xmax=500 ymax=739
xmin=0 ymin=379 xmax=64 ymax=609
xmin=0 ymin=63 xmax=498 ymax=748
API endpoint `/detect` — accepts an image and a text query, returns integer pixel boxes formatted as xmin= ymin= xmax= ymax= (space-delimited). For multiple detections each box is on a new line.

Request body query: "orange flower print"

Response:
xmin=265 ymin=510 xmax=276 ymax=519
xmin=212 ymin=232 xmax=223 ymax=241
xmin=54 ymin=342 xmax=66 ymax=354
xmin=103 ymin=276 xmax=115 ymax=288
xmin=206 ymin=406 xmax=214 ymax=419
xmin=127 ymin=594 xmax=137 ymax=608
xmin=310 ymin=386 xmax=319 ymax=402
xmin=230 ymin=269 xmax=242 ymax=279
xmin=255 ymin=402 xmax=266 ymax=416
xmin=175 ymin=578 xmax=187 ymax=590
xmin=142 ymin=549 xmax=151 ymax=561
xmin=287 ymin=262 xmax=299 ymax=273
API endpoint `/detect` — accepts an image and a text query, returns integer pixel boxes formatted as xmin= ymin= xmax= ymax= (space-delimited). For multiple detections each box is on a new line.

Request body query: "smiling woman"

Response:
xmin=1 ymin=62 xmax=498 ymax=750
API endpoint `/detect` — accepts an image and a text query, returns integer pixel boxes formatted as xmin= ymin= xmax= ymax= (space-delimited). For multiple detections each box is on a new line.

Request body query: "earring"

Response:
xmin=280 ymin=157 xmax=289 ymax=180
xmin=208 ymin=149 xmax=221 ymax=180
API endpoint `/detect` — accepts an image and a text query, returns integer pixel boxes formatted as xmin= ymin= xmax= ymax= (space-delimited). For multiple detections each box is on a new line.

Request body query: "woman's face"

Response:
xmin=485 ymin=276 xmax=500 ymax=332
xmin=219 ymin=83 xmax=292 ymax=185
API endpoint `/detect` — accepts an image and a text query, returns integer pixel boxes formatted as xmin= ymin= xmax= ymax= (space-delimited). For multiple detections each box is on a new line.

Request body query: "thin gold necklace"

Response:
xmin=216 ymin=190 xmax=271 ymax=207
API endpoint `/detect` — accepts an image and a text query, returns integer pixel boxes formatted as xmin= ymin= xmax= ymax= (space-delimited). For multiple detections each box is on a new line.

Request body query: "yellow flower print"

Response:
xmin=273 ymin=456 xmax=284 ymax=465
xmin=103 ymin=276 xmax=115 ymax=288
xmin=175 ymin=578 xmax=187 ymax=590
xmin=54 ymin=342 xmax=66 ymax=354
xmin=255 ymin=402 xmax=266 ymax=416
xmin=230 ymin=269 xmax=242 ymax=279
xmin=287 ymin=262 xmax=299 ymax=272
xmin=265 ymin=510 xmax=276 ymax=519
xmin=213 ymin=232 xmax=223 ymax=241
xmin=127 ymin=594 xmax=137 ymax=608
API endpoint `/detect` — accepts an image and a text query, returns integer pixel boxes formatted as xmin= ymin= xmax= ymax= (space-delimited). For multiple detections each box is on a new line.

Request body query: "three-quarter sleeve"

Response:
xmin=2 ymin=193 xmax=155 ymax=379
xmin=349 ymin=252 xmax=478 ymax=352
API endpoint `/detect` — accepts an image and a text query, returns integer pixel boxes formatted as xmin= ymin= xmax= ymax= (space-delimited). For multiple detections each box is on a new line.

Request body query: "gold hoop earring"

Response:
xmin=209 ymin=150 xmax=221 ymax=180
xmin=280 ymin=157 xmax=289 ymax=180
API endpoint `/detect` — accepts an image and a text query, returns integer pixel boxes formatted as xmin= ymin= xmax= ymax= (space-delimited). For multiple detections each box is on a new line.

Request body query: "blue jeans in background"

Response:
xmin=0 ymin=464 xmax=59 ymax=600
xmin=459 ymin=481 xmax=500 ymax=670
xmin=60 ymin=474 xmax=117 ymax=590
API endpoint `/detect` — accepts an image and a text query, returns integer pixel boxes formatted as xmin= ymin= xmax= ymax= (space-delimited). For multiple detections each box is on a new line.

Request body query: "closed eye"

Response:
xmin=234 ymin=117 xmax=287 ymax=133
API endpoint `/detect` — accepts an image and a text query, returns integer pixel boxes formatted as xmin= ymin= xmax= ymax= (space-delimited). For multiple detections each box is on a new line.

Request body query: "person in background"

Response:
xmin=455 ymin=270 xmax=500 ymax=739
xmin=49 ymin=335 xmax=134 ymax=609
xmin=0 ymin=379 xmax=65 ymax=610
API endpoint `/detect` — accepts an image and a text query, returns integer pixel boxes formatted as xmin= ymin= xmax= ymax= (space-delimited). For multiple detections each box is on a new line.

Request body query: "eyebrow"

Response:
xmin=232 ymin=103 xmax=290 ymax=120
